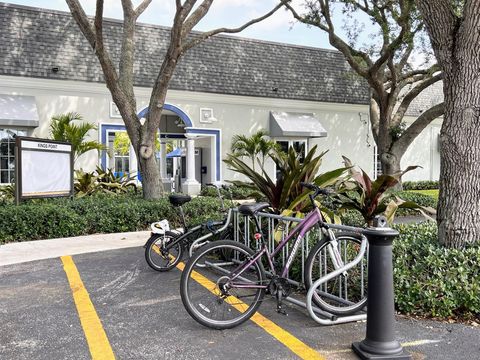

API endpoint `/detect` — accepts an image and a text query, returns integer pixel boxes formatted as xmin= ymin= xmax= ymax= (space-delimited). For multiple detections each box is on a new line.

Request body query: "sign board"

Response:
xmin=15 ymin=137 xmax=74 ymax=203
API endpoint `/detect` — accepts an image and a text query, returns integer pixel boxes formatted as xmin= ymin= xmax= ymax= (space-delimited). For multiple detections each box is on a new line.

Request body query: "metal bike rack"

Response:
xmin=305 ymin=236 xmax=368 ymax=325
xmin=230 ymin=210 xmax=368 ymax=325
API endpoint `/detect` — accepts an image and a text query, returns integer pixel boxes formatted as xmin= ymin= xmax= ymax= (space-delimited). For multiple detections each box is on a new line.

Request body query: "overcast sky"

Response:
xmin=6 ymin=0 xmax=338 ymax=48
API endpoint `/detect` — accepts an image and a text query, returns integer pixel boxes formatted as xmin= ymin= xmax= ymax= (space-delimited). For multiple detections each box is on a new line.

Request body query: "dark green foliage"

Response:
xmin=199 ymin=184 xmax=264 ymax=201
xmin=74 ymin=167 xmax=138 ymax=197
xmin=393 ymin=223 xmax=480 ymax=319
xmin=225 ymin=145 xmax=345 ymax=214
xmin=337 ymin=157 xmax=424 ymax=225
xmin=50 ymin=112 xmax=106 ymax=162
xmin=403 ymin=180 xmax=439 ymax=190
xmin=0 ymin=194 xmax=223 ymax=244
xmin=339 ymin=210 xmax=366 ymax=227
xmin=0 ymin=184 xmax=15 ymax=203
xmin=390 ymin=190 xmax=438 ymax=209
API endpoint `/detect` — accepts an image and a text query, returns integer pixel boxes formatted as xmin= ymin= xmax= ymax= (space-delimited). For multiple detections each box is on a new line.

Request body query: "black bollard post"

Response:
xmin=352 ymin=216 xmax=411 ymax=360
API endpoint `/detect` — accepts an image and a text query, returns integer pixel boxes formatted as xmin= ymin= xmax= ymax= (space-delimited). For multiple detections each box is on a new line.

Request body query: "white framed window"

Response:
xmin=0 ymin=128 xmax=27 ymax=184
xmin=107 ymin=130 xmax=130 ymax=176
xmin=373 ymin=146 xmax=382 ymax=179
xmin=274 ymin=138 xmax=307 ymax=180
xmin=275 ymin=139 xmax=307 ymax=161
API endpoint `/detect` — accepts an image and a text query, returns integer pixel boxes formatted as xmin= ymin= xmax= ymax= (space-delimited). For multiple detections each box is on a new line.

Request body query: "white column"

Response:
xmin=129 ymin=143 xmax=137 ymax=178
xmin=160 ymin=141 xmax=167 ymax=179
xmin=182 ymin=134 xmax=201 ymax=195
xmin=185 ymin=136 xmax=196 ymax=183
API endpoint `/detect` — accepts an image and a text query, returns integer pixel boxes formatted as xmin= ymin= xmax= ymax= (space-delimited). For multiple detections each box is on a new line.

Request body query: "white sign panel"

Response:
xmin=21 ymin=139 xmax=72 ymax=152
xmin=17 ymin=137 xmax=73 ymax=199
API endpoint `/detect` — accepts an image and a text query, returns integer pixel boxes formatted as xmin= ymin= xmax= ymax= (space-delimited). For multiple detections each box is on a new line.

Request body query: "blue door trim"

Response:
xmin=137 ymin=104 xmax=193 ymax=127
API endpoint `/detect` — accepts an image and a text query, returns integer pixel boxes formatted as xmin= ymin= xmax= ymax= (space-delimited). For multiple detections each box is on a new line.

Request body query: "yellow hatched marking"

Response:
xmin=176 ymin=261 xmax=325 ymax=360
xmin=61 ymin=256 xmax=115 ymax=360
xmin=151 ymin=244 xmax=161 ymax=255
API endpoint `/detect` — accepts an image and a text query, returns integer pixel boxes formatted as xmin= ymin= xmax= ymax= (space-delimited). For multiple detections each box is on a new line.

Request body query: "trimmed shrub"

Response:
xmin=403 ymin=180 xmax=439 ymax=190
xmin=199 ymin=184 xmax=264 ymax=201
xmin=393 ymin=222 xmax=480 ymax=319
xmin=0 ymin=193 xmax=223 ymax=244
xmin=391 ymin=190 xmax=438 ymax=208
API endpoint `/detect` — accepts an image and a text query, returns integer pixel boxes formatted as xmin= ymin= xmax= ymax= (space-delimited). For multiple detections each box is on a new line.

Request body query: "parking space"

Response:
xmin=1 ymin=246 xmax=479 ymax=359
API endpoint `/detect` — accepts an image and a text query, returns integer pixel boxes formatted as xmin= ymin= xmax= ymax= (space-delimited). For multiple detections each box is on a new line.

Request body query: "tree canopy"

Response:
xmin=286 ymin=0 xmax=444 ymax=177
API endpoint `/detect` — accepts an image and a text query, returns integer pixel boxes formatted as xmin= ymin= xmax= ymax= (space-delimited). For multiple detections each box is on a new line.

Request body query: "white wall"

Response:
xmin=401 ymin=116 xmax=442 ymax=181
xmin=1 ymin=75 xmax=373 ymax=181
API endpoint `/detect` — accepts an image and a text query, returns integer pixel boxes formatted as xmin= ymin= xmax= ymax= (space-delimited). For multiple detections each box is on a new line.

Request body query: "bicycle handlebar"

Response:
xmin=300 ymin=182 xmax=332 ymax=197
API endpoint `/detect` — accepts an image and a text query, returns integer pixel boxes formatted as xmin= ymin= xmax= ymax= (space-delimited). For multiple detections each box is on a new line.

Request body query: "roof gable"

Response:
xmin=0 ymin=2 xmax=370 ymax=105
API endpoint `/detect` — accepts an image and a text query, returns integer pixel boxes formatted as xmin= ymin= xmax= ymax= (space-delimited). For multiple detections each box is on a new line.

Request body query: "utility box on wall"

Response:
xmin=15 ymin=137 xmax=74 ymax=204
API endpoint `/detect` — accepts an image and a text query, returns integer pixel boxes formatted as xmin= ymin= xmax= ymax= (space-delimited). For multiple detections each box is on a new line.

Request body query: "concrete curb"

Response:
xmin=0 ymin=230 xmax=151 ymax=267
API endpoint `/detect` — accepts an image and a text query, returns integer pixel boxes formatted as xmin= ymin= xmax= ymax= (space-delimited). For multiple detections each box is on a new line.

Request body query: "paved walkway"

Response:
xmin=0 ymin=231 xmax=150 ymax=266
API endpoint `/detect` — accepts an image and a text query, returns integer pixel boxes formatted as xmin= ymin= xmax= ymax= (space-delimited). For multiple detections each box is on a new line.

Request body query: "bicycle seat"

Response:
xmin=238 ymin=202 xmax=270 ymax=216
xmin=169 ymin=194 xmax=192 ymax=207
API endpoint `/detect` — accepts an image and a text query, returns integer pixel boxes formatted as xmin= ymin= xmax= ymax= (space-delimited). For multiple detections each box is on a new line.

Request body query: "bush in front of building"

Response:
xmin=0 ymin=194 xmax=223 ymax=244
xmin=199 ymin=184 xmax=265 ymax=201
xmin=389 ymin=190 xmax=438 ymax=217
xmin=403 ymin=180 xmax=439 ymax=190
xmin=393 ymin=222 xmax=480 ymax=320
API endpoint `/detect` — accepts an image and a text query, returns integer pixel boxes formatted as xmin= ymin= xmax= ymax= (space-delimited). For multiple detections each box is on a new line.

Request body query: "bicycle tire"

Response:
xmin=304 ymin=232 xmax=367 ymax=316
xmin=180 ymin=240 xmax=266 ymax=329
xmin=145 ymin=231 xmax=183 ymax=272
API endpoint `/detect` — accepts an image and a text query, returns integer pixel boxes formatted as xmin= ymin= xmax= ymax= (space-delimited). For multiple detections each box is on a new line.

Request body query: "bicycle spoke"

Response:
xmin=181 ymin=241 xmax=265 ymax=329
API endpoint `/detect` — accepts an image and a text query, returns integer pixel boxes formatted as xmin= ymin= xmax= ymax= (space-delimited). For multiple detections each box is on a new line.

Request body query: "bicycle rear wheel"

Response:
xmin=304 ymin=232 xmax=367 ymax=316
xmin=180 ymin=240 xmax=266 ymax=329
xmin=145 ymin=231 xmax=183 ymax=272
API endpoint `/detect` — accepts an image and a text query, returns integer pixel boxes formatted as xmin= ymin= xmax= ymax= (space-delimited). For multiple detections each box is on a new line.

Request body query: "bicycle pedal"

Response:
xmin=276 ymin=307 xmax=288 ymax=316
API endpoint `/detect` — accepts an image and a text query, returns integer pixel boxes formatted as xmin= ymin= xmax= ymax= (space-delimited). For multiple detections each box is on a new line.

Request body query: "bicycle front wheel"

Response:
xmin=145 ymin=231 xmax=183 ymax=272
xmin=304 ymin=232 xmax=367 ymax=316
xmin=180 ymin=240 xmax=266 ymax=329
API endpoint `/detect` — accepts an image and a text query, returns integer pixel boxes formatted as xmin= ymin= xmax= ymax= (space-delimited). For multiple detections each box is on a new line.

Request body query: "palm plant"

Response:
xmin=74 ymin=167 xmax=137 ymax=197
xmin=230 ymin=130 xmax=279 ymax=171
xmin=335 ymin=157 xmax=435 ymax=226
xmin=224 ymin=145 xmax=345 ymax=214
xmin=50 ymin=112 xmax=106 ymax=162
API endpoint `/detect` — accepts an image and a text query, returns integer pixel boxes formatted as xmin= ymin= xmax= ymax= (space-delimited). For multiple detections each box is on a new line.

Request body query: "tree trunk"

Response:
xmin=138 ymin=153 xmax=162 ymax=199
xmin=414 ymin=0 xmax=480 ymax=248
xmin=437 ymin=79 xmax=480 ymax=248
xmin=380 ymin=151 xmax=401 ymax=177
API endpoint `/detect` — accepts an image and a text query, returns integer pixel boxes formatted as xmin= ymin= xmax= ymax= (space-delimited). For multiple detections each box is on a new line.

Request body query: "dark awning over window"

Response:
xmin=0 ymin=95 xmax=39 ymax=127
xmin=269 ymin=111 xmax=327 ymax=138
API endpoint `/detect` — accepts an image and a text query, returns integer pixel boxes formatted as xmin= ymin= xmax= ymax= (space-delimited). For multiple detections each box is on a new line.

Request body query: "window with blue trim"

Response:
xmin=1 ymin=128 xmax=27 ymax=184
xmin=107 ymin=131 xmax=129 ymax=176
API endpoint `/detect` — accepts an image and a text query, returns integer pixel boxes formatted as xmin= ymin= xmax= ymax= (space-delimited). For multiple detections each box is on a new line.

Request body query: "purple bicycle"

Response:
xmin=180 ymin=182 xmax=367 ymax=329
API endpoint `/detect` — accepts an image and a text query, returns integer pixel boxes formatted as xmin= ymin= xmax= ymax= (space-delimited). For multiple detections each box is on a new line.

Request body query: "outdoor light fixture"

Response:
xmin=200 ymin=108 xmax=216 ymax=123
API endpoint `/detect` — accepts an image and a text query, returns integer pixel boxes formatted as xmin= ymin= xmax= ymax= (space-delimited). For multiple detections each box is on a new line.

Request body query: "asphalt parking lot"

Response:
xmin=1 ymin=246 xmax=479 ymax=360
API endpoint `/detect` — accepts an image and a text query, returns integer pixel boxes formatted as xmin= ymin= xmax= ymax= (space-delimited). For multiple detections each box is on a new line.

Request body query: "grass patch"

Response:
xmin=409 ymin=189 xmax=439 ymax=199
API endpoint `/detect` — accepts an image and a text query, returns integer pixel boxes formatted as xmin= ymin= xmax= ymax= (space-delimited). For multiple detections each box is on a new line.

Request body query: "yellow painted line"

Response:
xmin=151 ymin=244 xmax=161 ymax=255
xmin=402 ymin=339 xmax=441 ymax=347
xmin=61 ymin=256 xmax=115 ymax=360
xmin=176 ymin=261 xmax=325 ymax=360
xmin=321 ymin=339 xmax=441 ymax=355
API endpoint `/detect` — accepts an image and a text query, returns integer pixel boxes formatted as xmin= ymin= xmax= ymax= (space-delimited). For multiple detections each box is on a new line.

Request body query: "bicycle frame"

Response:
xmin=165 ymin=207 xmax=234 ymax=251
xmin=229 ymin=207 xmax=325 ymax=286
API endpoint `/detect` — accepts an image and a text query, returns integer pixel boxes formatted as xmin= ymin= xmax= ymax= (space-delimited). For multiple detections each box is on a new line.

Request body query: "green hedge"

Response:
xmin=0 ymin=194 xmax=223 ymax=244
xmin=381 ymin=190 xmax=438 ymax=218
xmin=200 ymin=184 xmax=264 ymax=201
xmin=403 ymin=180 xmax=439 ymax=190
xmin=393 ymin=222 xmax=480 ymax=319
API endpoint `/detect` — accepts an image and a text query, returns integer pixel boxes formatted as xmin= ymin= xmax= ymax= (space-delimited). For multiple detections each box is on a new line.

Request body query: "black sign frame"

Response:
xmin=15 ymin=136 xmax=74 ymax=204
